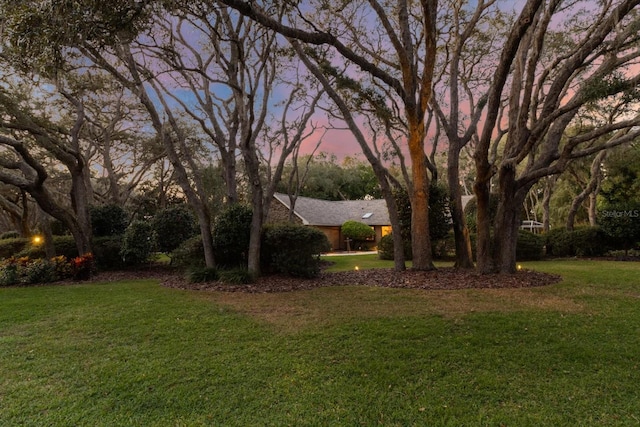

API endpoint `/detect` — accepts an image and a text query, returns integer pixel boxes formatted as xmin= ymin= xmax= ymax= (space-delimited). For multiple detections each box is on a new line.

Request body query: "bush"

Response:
xmin=597 ymin=202 xmax=640 ymax=252
xmin=152 ymin=205 xmax=198 ymax=253
xmin=90 ymin=204 xmax=128 ymax=237
xmin=545 ymin=226 xmax=608 ymax=257
xmin=341 ymin=220 xmax=375 ymax=242
xmin=516 ymin=231 xmax=544 ymax=261
xmin=170 ymin=236 xmax=205 ymax=268
xmin=121 ymin=221 xmax=155 ymax=266
xmin=545 ymin=228 xmax=573 ymax=257
xmin=70 ymin=253 xmax=95 ymax=280
xmin=187 ymin=267 xmax=219 ymax=283
xmin=23 ymin=258 xmax=57 ymax=284
xmin=261 ymin=224 xmax=331 ymax=278
xmin=0 ymin=231 xmax=20 ymax=240
xmin=377 ymin=233 xmax=412 ymax=260
xmin=572 ymin=226 xmax=608 ymax=256
xmin=0 ymin=255 xmax=74 ymax=286
xmin=18 ymin=235 xmax=78 ymax=260
xmin=0 ymin=238 xmax=29 ymax=259
xmin=213 ymin=204 xmax=252 ymax=268
xmin=219 ymin=267 xmax=253 ymax=285
xmin=93 ymin=235 xmax=125 ymax=270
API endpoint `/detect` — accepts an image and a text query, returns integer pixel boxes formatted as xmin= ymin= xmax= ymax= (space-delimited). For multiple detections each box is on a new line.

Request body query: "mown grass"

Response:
xmin=1 ymin=259 xmax=640 ymax=425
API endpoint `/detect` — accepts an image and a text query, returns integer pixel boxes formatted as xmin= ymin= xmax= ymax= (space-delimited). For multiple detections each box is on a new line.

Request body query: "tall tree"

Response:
xmin=475 ymin=0 xmax=640 ymax=273
xmin=219 ymin=0 xmax=440 ymax=270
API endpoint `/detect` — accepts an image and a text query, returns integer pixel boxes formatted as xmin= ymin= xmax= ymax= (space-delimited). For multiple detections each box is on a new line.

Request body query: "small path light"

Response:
xmin=354 ymin=266 xmax=359 ymax=271
xmin=32 ymin=235 xmax=43 ymax=245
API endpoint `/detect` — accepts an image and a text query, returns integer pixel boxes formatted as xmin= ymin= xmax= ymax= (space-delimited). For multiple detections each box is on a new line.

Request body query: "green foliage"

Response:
xmin=219 ymin=267 xmax=254 ymax=285
xmin=278 ymin=153 xmax=381 ymax=200
xmin=23 ymin=258 xmax=57 ymax=284
xmin=464 ymin=194 xmax=500 ymax=233
xmin=0 ymin=238 xmax=29 ymax=259
xmin=597 ymin=203 xmax=640 ymax=252
xmin=0 ymin=231 xmax=20 ymax=240
xmin=92 ymin=235 xmax=125 ymax=270
xmin=341 ymin=220 xmax=375 ymax=242
xmin=545 ymin=228 xmax=574 ymax=257
xmin=516 ymin=231 xmax=544 ymax=261
xmin=187 ymin=267 xmax=219 ymax=283
xmin=213 ymin=204 xmax=252 ymax=268
xmin=377 ymin=233 xmax=412 ymax=261
xmin=429 ymin=184 xmax=452 ymax=241
xmin=392 ymin=184 xmax=451 ymax=244
xmin=170 ymin=236 xmax=205 ymax=268
xmin=90 ymin=204 xmax=128 ymax=237
xmin=121 ymin=220 xmax=155 ymax=266
xmin=545 ymin=226 xmax=610 ymax=257
xmin=261 ymin=224 xmax=331 ymax=278
xmin=18 ymin=236 xmax=78 ymax=260
xmin=152 ymin=205 xmax=198 ymax=253
xmin=0 ymin=255 xmax=73 ymax=285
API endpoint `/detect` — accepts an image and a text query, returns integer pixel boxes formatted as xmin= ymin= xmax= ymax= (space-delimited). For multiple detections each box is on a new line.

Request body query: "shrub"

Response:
xmin=0 ymin=238 xmax=29 ymax=259
xmin=0 ymin=231 xmax=20 ymax=240
xmin=545 ymin=226 xmax=608 ymax=257
xmin=219 ymin=267 xmax=253 ymax=285
xmin=261 ymin=224 xmax=331 ymax=278
xmin=187 ymin=267 xmax=219 ymax=283
xmin=93 ymin=236 xmax=125 ymax=270
xmin=341 ymin=220 xmax=375 ymax=242
xmin=70 ymin=253 xmax=95 ymax=280
xmin=213 ymin=204 xmax=252 ymax=268
xmin=545 ymin=228 xmax=574 ymax=257
xmin=377 ymin=233 xmax=412 ymax=260
xmin=516 ymin=231 xmax=544 ymax=261
xmin=121 ymin=220 xmax=155 ymax=266
xmin=23 ymin=258 xmax=57 ymax=284
xmin=572 ymin=226 xmax=608 ymax=256
xmin=152 ymin=205 xmax=198 ymax=253
xmin=170 ymin=236 xmax=205 ymax=268
xmin=18 ymin=235 xmax=78 ymax=260
xmin=0 ymin=261 xmax=18 ymax=286
xmin=90 ymin=204 xmax=128 ymax=237
xmin=598 ymin=202 xmax=640 ymax=253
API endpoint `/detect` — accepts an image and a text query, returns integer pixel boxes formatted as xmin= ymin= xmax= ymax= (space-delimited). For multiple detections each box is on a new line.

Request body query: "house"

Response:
xmin=269 ymin=193 xmax=391 ymax=251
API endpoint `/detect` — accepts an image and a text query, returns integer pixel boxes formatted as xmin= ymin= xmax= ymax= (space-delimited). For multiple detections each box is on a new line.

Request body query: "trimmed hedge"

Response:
xmin=516 ymin=231 xmax=544 ymax=261
xmin=90 ymin=204 xmax=128 ymax=237
xmin=545 ymin=226 xmax=608 ymax=257
xmin=261 ymin=224 xmax=331 ymax=278
xmin=0 ymin=238 xmax=29 ymax=259
xmin=152 ymin=205 xmax=198 ymax=253
xmin=341 ymin=220 xmax=375 ymax=241
xmin=213 ymin=204 xmax=252 ymax=268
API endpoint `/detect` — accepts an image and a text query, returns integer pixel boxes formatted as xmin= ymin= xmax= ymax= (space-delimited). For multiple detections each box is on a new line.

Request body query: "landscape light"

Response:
xmin=32 ymin=235 xmax=43 ymax=245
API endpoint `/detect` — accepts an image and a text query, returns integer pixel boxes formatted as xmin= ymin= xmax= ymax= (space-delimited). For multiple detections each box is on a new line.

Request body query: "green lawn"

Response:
xmin=1 ymin=258 xmax=640 ymax=426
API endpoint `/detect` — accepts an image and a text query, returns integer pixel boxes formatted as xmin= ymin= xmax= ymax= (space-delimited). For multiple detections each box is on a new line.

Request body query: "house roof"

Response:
xmin=273 ymin=193 xmax=390 ymax=226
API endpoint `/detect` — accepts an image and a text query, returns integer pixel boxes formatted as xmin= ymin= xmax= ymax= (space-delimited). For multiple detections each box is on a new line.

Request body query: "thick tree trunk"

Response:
xmin=474 ymin=170 xmax=493 ymax=274
xmin=492 ymin=167 xmax=530 ymax=274
xmin=408 ymin=122 xmax=435 ymax=271
xmin=70 ymin=168 xmax=93 ymax=255
xmin=244 ymin=152 xmax=263 ymax=277
xmin=447 ymin=146 xmax=474 ymax=269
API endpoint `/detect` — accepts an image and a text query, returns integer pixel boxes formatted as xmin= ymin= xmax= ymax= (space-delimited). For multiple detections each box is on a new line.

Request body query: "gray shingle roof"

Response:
xmin=273 ymin=193 xmax=390 ymax=226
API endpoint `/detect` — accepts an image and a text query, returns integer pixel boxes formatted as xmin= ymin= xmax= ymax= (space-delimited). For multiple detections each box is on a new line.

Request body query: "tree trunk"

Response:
xmin=567 ymin=151 xmax=606 ymax=230
xmin=474 ymin=168 xmax=493 ymax=274
xmin=408 ymin=120 xmax=435 ymax=271
xmin=243 ymin=146 xmax=263 ymax=277
xmin=542 ymin=176 xmax=556 ymax=233
xmin=447 ymin=146 xmax=474 ymax=269
xmin=492 ymin=166 xmax=530 ymax=274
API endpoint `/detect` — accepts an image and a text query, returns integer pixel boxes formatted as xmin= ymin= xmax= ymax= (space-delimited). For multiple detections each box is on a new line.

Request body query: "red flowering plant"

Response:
xmin=70 ymin=253 xmax=95 ymax=280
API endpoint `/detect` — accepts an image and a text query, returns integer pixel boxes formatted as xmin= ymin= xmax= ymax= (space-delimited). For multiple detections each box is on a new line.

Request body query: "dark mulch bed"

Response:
xmin=159 ymin=267 xmax=562 ymax=294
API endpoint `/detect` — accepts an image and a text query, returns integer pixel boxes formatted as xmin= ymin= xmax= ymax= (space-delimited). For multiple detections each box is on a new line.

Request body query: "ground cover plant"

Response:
xmin=1 ymin=259 xmax=640 ymax=425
